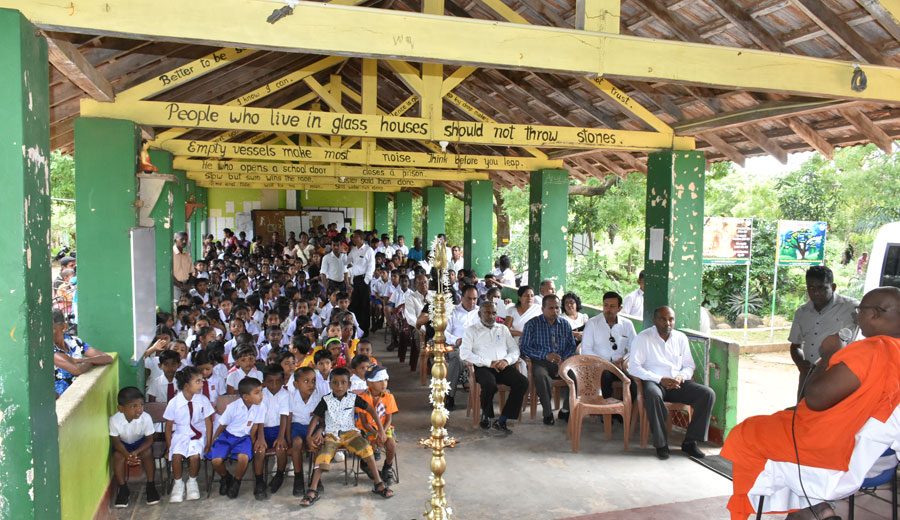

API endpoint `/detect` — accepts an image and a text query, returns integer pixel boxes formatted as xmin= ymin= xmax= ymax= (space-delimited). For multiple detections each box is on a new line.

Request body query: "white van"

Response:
xmin=864 ymin=222 xmax=900 ymax=293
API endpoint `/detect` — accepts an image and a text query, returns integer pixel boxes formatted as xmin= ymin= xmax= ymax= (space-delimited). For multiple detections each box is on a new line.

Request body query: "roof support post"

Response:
xmin=148 ymin=149 xmax=176 ymax=312
xmin=642 ymin=150 xmax=705 ymax=331
xmin=464 ymin=180 xmax=494 ymax=275
xmin=394 ymin=191 xmax=414 ymax=243
xmin=374 ymin=192 xmax=390 ymax=235
xmin=422 ymin=186 xmax=446 ymax=246
xmin=528 ymin=169 xmax=569 ymax=293
xmin=0 ymin=9 xmax=61 ymax=520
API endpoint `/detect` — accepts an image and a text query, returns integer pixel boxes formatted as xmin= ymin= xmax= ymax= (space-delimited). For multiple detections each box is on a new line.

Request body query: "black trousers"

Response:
xmin=474 ymin=365 xmax=528 ymax=420
xmin=349 ymin=275 xmax=370 ymax=335
xmin=641 ymin=380 xmax=715 ymax=448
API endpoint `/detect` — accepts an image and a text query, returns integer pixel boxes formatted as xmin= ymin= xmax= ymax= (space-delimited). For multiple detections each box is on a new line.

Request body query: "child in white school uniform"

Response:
xmin=288 ymin=366 xmax=321 ymax=496
xmin=163 ymin=366 xmax=215 ymax=503
xmin=147 ymin=350 xmax=181 ymax=403
xmin=226 ymin=344 xmax=263 ymax=394
xmin=255 ymin=364 xmax=291 ymax=499
xmin=208 ymin=376 xmax=265 ymax=499
xmin=109 ymin=386 xmax=159 ymax=508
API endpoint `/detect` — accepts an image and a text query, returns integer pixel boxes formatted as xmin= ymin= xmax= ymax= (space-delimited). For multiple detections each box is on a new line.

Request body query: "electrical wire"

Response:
xmin=792 ymin=368 xmax=822 ymax=520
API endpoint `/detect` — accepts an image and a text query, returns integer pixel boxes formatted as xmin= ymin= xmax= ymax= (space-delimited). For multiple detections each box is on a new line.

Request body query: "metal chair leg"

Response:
xmin=892 ymin=470 xmax=898 ymax=520
xmin=849 ymin=493 xmax=855 ymax=520
xmin=755 ymin=495 xmax=765 ymax=520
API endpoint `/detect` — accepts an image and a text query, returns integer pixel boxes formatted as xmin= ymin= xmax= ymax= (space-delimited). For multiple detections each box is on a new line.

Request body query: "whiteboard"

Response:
xmin=235 ymin=212 xmax=253 ymax=240
xmin=130 ymin=227 xmax=157 ymax=367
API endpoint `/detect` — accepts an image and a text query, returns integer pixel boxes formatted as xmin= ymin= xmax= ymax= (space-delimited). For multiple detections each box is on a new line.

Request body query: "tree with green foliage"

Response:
xmin=50 ymin=150 xmax=76 ymax=252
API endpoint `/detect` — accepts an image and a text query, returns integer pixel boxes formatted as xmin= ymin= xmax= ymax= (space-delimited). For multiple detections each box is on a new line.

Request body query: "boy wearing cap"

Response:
xmin=356 ymin=365 xmax=399 ymax=486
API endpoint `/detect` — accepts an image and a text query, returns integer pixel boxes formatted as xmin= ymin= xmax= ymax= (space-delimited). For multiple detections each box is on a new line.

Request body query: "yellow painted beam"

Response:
xmin=161 ymin=139 xmax=562 ymax=170
xmin=189 ymin=171 xmax=432 ymax=188
xmin=303 ymin=76 xmax=346 ymax=113
xmin=342 ymin=93 xmax=418 ymax=149
xmin=385 ymin=61 xmax=425 ymax=95
xmin=91 ymin=98 xmax=695 ymax=150
xmin=156 ymin=55 xmax=344 ymax=143
xmin=205 ymin=92 xmax=320 ymax=144
xmin=441 ymin=66 xmax=478 ymax=96
xmin=195 ymin=179 xmax=408 ymax=192
xmin=117 ymin=48 xmax=253 ymax=102
xmin=590 ymin=77 xmax=671 ymax=133
xmin=180 ymin=159 xmax=487 ymax=181
xmin=421 ymin=0 xmax=444 ymax=126
xmin=361 ymin=58 xmax=378 ymax=152
xmin=445 ymin=91 xmax=549 ymax=159
xmin=328 ymin=74 xmax=343 ymax=148
xmin=478 ymin=0 xmax=529 ymax=24
xmin=576 ymin=0 xmax=620 ymax=33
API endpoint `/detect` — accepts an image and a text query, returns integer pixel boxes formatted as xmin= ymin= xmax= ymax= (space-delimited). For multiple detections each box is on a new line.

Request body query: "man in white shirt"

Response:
xmin=442 ymin=285 xmax=480 ymax=411
xmin=448 ymin=245 xmax=464 ymax=273
xmin=622 ymin=270 xmax=645 ymax=318
xmin=629 ymin=306 xmax=714 ymax=460
xmin=581 ymin=291 xmax=637 ymax=398
xmin=348 ymin=231 xmax=376 ymax=336
xmin=534 ymin=279 xmax=556 ymax=306
xmin=402 ymin=273 xmax=431 ymax=372
xmin=320 ymin=236 xmax=348 ymax=293
xmin=395 ymin=235 xmax=409 ymax=256
xmin=460 ymin=301 xmax=528 ymax=433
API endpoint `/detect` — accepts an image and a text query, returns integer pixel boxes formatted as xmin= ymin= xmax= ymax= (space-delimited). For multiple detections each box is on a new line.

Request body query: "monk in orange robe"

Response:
xmin=722 ymin=287 xmax=900 ymax=520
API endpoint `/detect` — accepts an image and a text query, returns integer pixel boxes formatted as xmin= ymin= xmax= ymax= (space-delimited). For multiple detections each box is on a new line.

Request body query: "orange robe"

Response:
xmin=721 ymin=335 xmax=900 ymax=519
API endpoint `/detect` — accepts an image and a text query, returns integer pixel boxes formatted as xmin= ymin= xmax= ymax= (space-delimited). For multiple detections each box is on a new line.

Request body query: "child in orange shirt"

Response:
xmin=356 ymin=366 xmax=398 ymax=486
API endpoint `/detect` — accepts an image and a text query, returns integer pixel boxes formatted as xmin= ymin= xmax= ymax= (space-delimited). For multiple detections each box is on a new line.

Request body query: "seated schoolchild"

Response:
xmin=192 ymin=350 xmax=224 ymax=406
xmin=291 ymin=332 xmax=315 ymax=369
xmin=142 ymin=334 xmax=172 ymax=382
xmin=147 ymin=350 xmax=181 ymax=403
xmin=208 ymin=377 xmax=265 ymax=499
xmin=258 ymin=326 xmax=285 ymax=363
xmin=288 ymin=366 xmax=321 ymax=496
xmin=356 ymin=339 xmax=378 ymax=366
xmin=255 ymin=364 xmax=291 ymax=499
xmin=226 ymin=344 xmax=263 ymax=395
xmin=314 ymin=349 xmax=333 ymax=397
xmin=357 ymin=366 xmax=399 ymax=485
xmin=109 ymin=386 xmax=160 ymax=508
xmin=278 ymin=350 xmax=297 ymax=388
xmin=324 ymin=337 xmax=348 ymax=369
xmin=349 ymin=354 xmax=372 ymax=393
xmin=301 ymin=368 xmax=394 ymax=507
xmin=163 ymin=367 xmax=215 ymax=503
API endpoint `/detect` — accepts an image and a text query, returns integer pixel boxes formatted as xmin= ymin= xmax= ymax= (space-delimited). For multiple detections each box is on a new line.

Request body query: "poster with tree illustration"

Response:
xmin=776 ymin=220 xmax=827 ymax=265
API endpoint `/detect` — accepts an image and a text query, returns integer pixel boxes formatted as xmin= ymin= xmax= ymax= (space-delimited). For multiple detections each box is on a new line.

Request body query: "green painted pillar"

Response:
xmin=75 ymin=117 xmax=140 ymax=388
xmin=421 ymin=186 xmax=445 ymax=247
xmin=191 ymin=185 xmax=207 ymax=259
xmin=0 ymin=10 xmax=61 ymax=519
xmin=172 ymin=170 xmax=186 ymax=237
xmin=643 ymin=150 xmax=706 ymax=330
xmin=148 ymin=150 xmax=174 ymax=312
xmin=464 ymin=180 xmax=494 ymax=276
xmin=373 ymin=193 xmax=390 ymax=235
xmin=393 ymin=191 xmax=413 ymax=243
xmin=527 ymin=169 xmax=569 ymax=292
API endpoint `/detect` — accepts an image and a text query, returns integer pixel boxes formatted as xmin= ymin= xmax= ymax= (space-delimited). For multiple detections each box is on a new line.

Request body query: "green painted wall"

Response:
xmin=373 ymin=192 xmax=390 ymax=235
xmin=56 ymin=356 xmax=118 ymax=520
xmin=297 ymin=190 xmax=373 ymax=230
xmin=0 ymin=9 xmax=61 ymax=519
xmin=464 ymin=180 xmax=494 ymax=276
xmin=75 ymin=117 xmax=140 ymax=388
xmin=643 ymin=151 xmax=706 ymax=331
xmin=148 ymin=150 xmax=174 ymax=312
xmin=172 ymin=170 xmax=186 ymax=237
xmin=422 ymin=186 xmax=446 ymax=246
xmin=527 ymin=169 xmax=569 ymax=292
xmin=394 ymin=191 xmax=413 ymax=242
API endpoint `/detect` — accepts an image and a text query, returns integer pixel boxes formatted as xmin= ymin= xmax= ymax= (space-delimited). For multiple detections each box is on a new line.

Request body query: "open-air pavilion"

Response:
xmin=1 ymin=0 xmax=899 ymax=518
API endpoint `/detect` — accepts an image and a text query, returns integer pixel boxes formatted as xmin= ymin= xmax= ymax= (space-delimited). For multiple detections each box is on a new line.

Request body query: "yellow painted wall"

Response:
xmin=297 ymin=190 xmax=374 ymax=230
xmin=55 ymin=354 xmax=119 ymax=520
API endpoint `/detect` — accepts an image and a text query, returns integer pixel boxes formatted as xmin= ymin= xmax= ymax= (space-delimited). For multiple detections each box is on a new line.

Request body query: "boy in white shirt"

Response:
xmin=147 ymin=350 xmax=181 ymax=403
xmin=226 ymin=345 xmax=263 ymax=394
xmin=288 ymin=366 xmax=321 ymax=496
xmin=110 ymin=387 xmax=159 ymax=508
xmin=255 ymin=364 xmax=291 ymax=498
xmin=349 ymin=354 xmax=371 ymax=393
xmin=208 ymin=377 xmax=266 ymax=499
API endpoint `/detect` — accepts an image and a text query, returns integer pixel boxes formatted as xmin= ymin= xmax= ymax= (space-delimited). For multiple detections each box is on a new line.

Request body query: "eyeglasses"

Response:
xmin=609 ymin=336 xmax=618 ymax=351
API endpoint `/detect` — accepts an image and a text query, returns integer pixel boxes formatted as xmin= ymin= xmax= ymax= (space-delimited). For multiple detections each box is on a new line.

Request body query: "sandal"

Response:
xmin=372 ymin=482 xmax=394 ymax=499
xmin=299 ymin=489 xmax=320 ymax=507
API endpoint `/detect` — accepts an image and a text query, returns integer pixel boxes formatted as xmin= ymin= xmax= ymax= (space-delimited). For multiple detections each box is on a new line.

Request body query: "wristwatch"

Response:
xmin=838 ymin=327 xmax=854 ymax=345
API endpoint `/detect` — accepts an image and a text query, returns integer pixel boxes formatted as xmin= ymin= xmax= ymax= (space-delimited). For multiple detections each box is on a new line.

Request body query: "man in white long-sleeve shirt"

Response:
xmin=442 ymin=285 xmax=480 ymax=411
xmin=348 ymin=231 xmax=376 ymax=336
xmin=460 ymin=301 xmax=528 ymax=434
xmin=402 ymin=273 xmax=430 ymax=373
xmin=621 ymin=271 xmax=645 ymax=318
xmin=581 ymin=291 xmax=637 ymax=398
xmin=629 ymin=306 xmax=714 ymax=461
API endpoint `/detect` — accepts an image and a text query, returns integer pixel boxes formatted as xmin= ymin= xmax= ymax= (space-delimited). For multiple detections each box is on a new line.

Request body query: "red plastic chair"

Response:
xmin=559 ymin=355 xmax=632 ymax=452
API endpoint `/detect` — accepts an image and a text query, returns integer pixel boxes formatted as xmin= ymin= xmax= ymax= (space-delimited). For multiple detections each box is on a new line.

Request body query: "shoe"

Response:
xmin=380 ymin=465 xmax=395 ymax=486
xmin=656 ymin=446 xmax=670 ymax=460
xmin=334 ymin=451 xmax=345 ymax=463
xmin=557 ymin=410 xmax=570 ymax=422
xmin=292 ymin=474 xmax=306 ymax=497
xmin=185 ymin=478 xmax=200 ymax=501
xmin=227 ymin=479 xmax=242 ymax=499
xmin=269 ymin=471 xmax=285 ymax=494
xmin=492 ymin=419 xmax=512 ymax=435
xmin=169 ymin=479 xmax=185 ymax=503
xmin=145 ymin=482 xmax=160 ymax=505
xmin=479 ymin=414 xmax=491 ymax=430
xmin=445 ymin=396 xmax=455 ymax=411
xmin=543 ymin=415 xmax=555 ymax=426
xmin=681 ymin=441 xmax=706 ymax=459
xmin=114 ymin=484 xmax=130 ymax=508
xmin=219 ymin=472 xmax=234 ymax=496
xmin=254 ymin=477 xmax=267 ymax=501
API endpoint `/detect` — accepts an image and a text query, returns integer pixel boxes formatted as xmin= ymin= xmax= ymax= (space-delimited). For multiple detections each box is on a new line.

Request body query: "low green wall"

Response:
xmin=500 ymin=286 xmax=739 ymax=442
xmin=56 ymin=354 xmax=119 ymax=520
